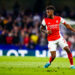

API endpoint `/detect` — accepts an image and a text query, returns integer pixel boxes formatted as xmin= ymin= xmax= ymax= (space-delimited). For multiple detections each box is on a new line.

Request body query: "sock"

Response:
xmin=49 ymin=56 xmax=52 ymax=63
xmin=67 ymin=52 xmax=73 ymax=66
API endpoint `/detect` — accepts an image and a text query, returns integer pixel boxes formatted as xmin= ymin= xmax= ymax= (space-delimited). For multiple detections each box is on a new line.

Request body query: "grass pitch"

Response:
xmin=0 ymin=56 xmax=75 ymax=75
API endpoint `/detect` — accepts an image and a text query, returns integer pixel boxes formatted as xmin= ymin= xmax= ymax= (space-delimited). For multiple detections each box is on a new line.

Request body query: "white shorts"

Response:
xmin=48 ymin=36 xmax=68 ymax=52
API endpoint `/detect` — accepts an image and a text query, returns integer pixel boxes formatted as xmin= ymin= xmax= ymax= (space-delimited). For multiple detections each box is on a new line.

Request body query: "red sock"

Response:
xmin=67 ymin=52 xmax=73 ymax=65
xmin=49 ymin=56 xmax=52 ymax=63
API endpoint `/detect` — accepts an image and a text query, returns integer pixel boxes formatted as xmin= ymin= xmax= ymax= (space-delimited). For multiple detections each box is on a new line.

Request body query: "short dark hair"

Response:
xmin=46 ymin=5 xmax=55 ymax=11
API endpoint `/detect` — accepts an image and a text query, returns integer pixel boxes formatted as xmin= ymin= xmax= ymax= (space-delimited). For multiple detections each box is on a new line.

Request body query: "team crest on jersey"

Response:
xmin=48 ymin=22 xmax=51 ymax=24
xmin=56 ymin=20 xmax=58 ymax=23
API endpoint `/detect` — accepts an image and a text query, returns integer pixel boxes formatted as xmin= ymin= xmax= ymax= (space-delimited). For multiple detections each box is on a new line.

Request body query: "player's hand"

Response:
xmin=46 ymin=30 xmax=52 ymax=35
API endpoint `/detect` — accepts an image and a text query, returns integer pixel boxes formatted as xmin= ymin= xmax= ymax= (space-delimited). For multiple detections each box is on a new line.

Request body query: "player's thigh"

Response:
xmin=58 ymin=37 xmax=68 ymax=49
xmin=48 ymin=41 xmax=57 ymax=52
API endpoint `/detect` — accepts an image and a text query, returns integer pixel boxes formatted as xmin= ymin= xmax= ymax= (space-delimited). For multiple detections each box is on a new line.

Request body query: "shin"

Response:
xmin=49 ymin=51 xmax=56 ymax=63
xmin=64 ymin=46 xmax=73 ymax=66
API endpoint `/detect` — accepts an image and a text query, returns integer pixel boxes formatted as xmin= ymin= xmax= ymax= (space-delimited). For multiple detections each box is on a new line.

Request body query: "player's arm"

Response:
xmin=40 ymin=25 xmax=52 ymax=34
xmin=40 ymin=19 xmax=52 ymax=34
xmin=63 ymin=23 xmax=75 ymax=32
xmin=60 ymin=17 xmax=75 ymax=32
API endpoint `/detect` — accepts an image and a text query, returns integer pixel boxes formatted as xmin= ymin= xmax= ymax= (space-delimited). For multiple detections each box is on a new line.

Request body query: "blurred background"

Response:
xmin=0 ymin=0 xmax=75 ymax=57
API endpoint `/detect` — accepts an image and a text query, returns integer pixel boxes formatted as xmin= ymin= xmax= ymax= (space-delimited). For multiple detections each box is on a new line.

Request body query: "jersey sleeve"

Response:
xmin=60 ymin=17 xmax=66 ymax=24
xmin=41 ymin=19 xmax=46 ymax=26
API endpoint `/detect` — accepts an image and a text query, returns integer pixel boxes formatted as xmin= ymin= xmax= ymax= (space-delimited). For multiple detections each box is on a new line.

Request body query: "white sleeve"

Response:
xmin=42 ymin=19 xmax=46 ymax=26
xmin=60 ymin=17 xmax=66 ymax=24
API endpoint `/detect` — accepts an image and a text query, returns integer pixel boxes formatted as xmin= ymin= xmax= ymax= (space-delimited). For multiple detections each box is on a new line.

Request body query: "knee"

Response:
xmin=52 ymin=54 xmax=56 ymax=60
xmin=64 ymin=46 xmax=70 ymax=53
xmin=51 ymin=51 xmax=56 ymax=60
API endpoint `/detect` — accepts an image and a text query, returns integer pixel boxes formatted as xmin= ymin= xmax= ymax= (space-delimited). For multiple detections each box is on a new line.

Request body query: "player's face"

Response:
xmin=46 ymin=9 xmax=54 ymax=16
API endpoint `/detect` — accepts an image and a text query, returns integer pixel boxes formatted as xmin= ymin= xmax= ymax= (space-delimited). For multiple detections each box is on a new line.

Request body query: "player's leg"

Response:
xmin=44 ymin=51 xmax=56 ymax=68
xmin=49 ymin=51 xmax=56 ymax=63
xmin=58 ymin=37 xmax=75 ymax=69
xmin=64 ymin=46 xmax=75 ymax=69
xmin=44 ymin=42 xmax=57 ymax=68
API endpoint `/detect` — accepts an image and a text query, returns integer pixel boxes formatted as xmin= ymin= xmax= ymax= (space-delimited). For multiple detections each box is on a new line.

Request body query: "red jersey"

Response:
xmin=42 ymin=16 xmax=66 ymax=41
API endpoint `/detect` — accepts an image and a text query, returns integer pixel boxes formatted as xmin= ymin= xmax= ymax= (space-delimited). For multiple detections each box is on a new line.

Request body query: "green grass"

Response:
xmin=0 ymin=56 xmax=75 ymax=75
